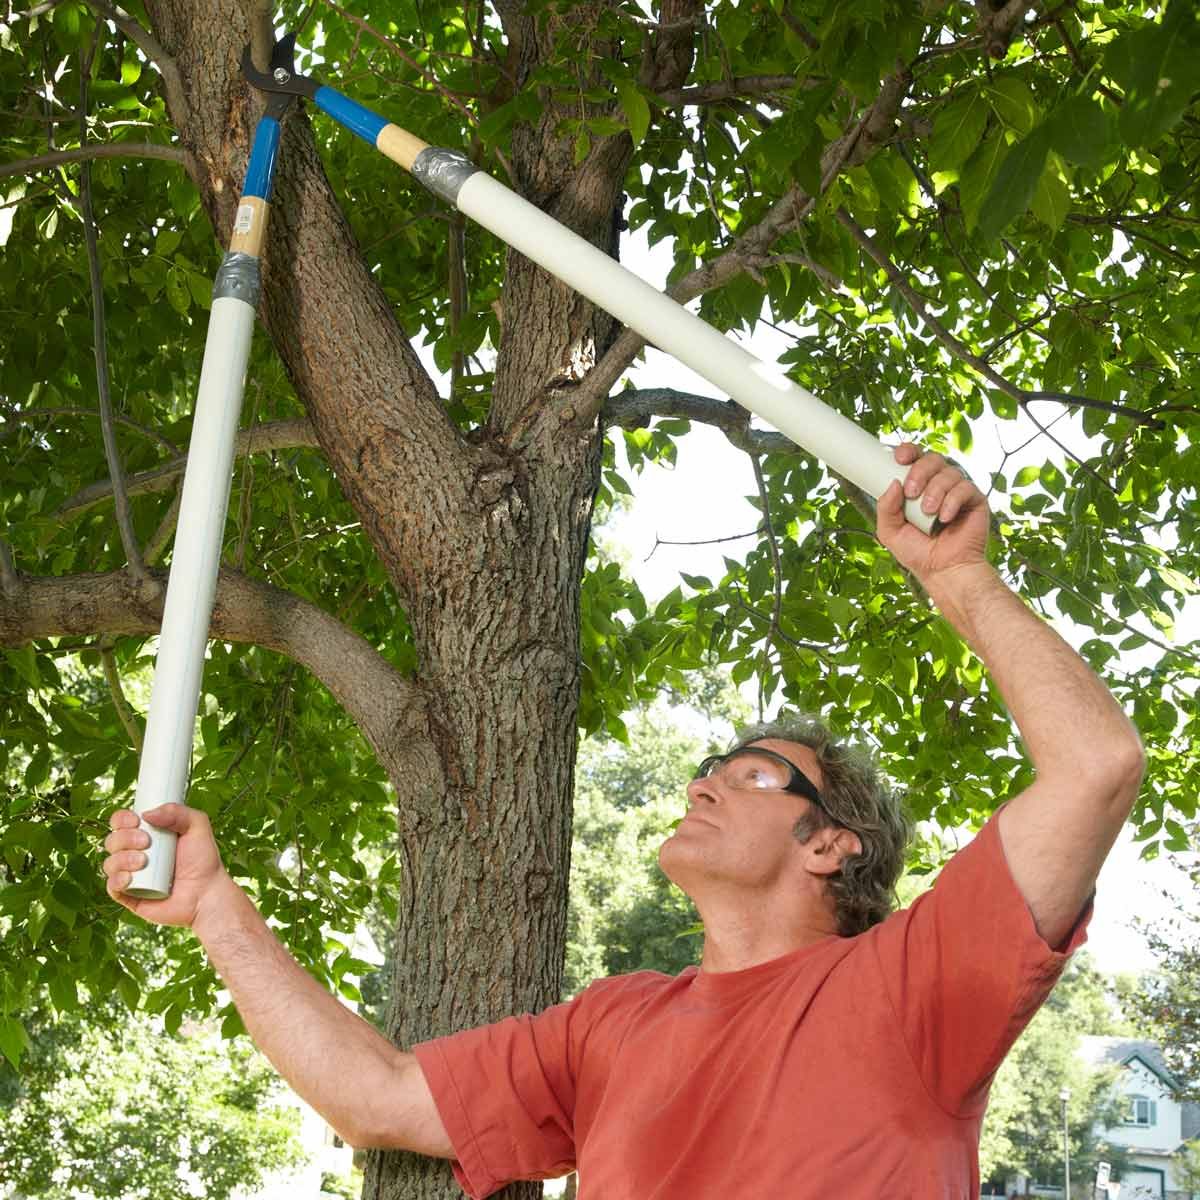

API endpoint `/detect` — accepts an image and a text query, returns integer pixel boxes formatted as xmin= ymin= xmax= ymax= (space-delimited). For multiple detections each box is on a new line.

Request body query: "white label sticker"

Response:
xmin=234 ymin=203 xmax=254 ymax=234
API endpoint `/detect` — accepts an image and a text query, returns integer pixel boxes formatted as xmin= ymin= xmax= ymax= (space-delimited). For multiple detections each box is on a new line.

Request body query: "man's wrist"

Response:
xmin=921 ymin=560 xmax=1009 ymax=633
xmin=192 ymin=871 xmax=249 ymax=944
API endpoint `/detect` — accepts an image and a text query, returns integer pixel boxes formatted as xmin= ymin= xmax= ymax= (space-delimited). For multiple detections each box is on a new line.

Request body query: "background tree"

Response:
xmin=979 ymin=952 xmax=1138 ymax=1193
xmin=0 ymin=993 xmax=305 ymax=1200
xmin=2 ymin=2 xmax=1199 ymax=1198
xmin=564 ymin=687 xmax=728 ymax=994
xmin=1126 ymin=819 xmax=1200 ymax=1102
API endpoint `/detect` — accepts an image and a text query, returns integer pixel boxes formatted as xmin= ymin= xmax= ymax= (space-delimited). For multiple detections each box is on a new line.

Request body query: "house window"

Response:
xmin=1125 ymin=1094 xmax=1157 ymax=1126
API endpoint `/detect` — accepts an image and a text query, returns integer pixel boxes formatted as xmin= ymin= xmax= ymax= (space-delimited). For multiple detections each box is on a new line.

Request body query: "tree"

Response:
xmin=1126 ymin=819 xmax=1200 ymax=1102
xmin=0 ymin=997 xmax=305 ymax=1200
xmin=2 ymin=2 xmax=1198 ymax=1198
xmin=979 ymin=952 xmax=1136 ymax=1193
xmin=565 ymin=696 xmax=718 ymax=995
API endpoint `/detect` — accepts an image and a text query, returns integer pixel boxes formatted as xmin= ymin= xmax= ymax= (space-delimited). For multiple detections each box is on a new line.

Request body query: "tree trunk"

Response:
xmin=140 ymin=3 xmax=625 ymax=1196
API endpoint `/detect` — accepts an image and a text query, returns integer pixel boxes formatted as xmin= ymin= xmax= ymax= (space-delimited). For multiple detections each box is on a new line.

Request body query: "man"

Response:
xmin=103 ymin=445 xmax=1144 ymax=1197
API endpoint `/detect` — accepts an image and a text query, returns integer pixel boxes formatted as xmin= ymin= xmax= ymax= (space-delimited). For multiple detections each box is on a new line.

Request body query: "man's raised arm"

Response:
xmin=877 ymin=444 xmax=1145 ymax=949
xmin=103 ymin=804 xmax=453 ymax=1155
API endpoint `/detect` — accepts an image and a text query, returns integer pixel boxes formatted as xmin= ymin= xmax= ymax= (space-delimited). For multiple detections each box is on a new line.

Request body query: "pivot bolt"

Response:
xmin=273 ymin=67 xmax=290 ymax=83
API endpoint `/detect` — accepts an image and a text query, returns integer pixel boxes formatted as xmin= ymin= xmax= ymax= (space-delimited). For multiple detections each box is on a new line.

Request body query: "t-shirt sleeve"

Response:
xmin=412 ymin=999 xmax=579 ymax=1199
xmin=871 ymin=806 xmax=1092 ymax=1118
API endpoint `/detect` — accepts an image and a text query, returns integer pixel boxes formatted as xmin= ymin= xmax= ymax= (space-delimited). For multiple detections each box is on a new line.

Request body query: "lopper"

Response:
xmin=126 ymin=37 xmax=299 ymax=899
xmin=131 ymin=32 xmax=934 ymax=898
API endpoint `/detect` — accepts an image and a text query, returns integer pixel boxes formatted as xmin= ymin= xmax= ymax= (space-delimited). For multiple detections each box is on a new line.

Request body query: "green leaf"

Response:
xmin=614 ymin=80 xmax=651 ymax=148
xmin=1039 ymin=462 xmax=1065 ymax=494
xmin=1031 ymin=167 xmax=1069 ymax=232
xmin=1157 ymin=566 xmax=1198 ymax=595
xmin=984 ymin=76 xmax=1039 ymax=135
xmin=1045 ymin=95 xmax=1111 ymax=170
xmin=6 ymin=645 xmax=40 ymax=688
xmin=958 ymin=135 xmax=1007 ymax=233
xmin=928 ymin=90 xmax=989 ymax=172
xmin=976 ymin=128 xmax=1050 ymax=240
xmin=116 ymin=970 xmax=141 ymax=1012
xmin=0 ymin=1015 xmax=30 ymax=1070
xmin=1104 ymin=1 xmax=1200 ymax=148
xmin=165 ymin=267 xmax=190 ymax=315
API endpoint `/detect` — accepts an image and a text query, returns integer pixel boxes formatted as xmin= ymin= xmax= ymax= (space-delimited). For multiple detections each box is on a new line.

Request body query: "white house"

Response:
xmin=1079 ymin=1037 xmax=1200 ymax=1200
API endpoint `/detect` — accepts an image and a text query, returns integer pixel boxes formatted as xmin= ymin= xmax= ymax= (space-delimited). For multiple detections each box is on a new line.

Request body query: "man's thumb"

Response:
xmin=876 ymin=479 xmax=907 ymax=535
xmin=141 ymin=803 xmax=198 ymax=833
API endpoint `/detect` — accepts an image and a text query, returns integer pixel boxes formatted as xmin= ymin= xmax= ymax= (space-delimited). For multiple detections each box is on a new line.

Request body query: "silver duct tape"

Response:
xmin=412 ymin=147 xmax=478 ymax=204
xmin=213 ymin=252 xmax=262 ymax=306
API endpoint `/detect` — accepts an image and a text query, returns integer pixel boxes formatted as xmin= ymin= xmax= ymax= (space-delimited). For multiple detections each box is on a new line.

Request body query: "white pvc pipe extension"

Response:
xmin=127 ymin=296 xmax=256 ymax=899
xmin=455 ymin=172 xmax=932 ymax=534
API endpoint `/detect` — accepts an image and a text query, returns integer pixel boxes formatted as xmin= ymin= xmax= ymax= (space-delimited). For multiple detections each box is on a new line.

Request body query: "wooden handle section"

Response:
xmin=229 ymin=195 xmax=268 ymax=256
xmin=376 ymin=124 xmax=429 ymax=172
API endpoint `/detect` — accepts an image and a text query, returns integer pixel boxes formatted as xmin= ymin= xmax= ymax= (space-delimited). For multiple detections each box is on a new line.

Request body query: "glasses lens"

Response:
xmin=726 ymin=751 xmax=794 ymax=790
xmin=697 ymin=750 xmax=794 ymax=791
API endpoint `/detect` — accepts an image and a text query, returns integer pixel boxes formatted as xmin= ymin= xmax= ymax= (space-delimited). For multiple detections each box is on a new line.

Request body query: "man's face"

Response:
xmin=658 ymin=738 xmax=829 ymax=896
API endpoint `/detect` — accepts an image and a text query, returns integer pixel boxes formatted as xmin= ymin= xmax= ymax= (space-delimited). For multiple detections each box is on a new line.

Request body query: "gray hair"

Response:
xmin=731 ymin=714 xmax=912 ymax=936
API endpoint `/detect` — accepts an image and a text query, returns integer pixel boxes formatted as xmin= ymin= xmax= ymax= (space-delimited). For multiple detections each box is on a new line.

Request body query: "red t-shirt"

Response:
xmin=414 ymin=811 xmax=1091 ymax=1198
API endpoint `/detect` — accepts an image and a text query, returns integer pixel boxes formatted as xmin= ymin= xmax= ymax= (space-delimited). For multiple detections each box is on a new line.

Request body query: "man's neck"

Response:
xmin=696 ymin=899 xmax=840 ymax=974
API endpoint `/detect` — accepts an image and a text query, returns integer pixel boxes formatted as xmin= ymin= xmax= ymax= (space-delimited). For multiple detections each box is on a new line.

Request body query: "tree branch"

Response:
xmin=82 ymin=0 xmax=188 ymax=119
xmin=603 ymin=388 xmax=791 ymax=454
xmin=0 ymin=142 xmax=194 ymax=181
xmin=0 ymin=539 xmax=17 ymax=595
xmin=750 ymin=455 xmax=784 ymax=708
xmin=11 ymin=406 xmax=181 ymax=456
xmin=570 ymin=62 xmax=913 ymax=423
xmin=79 ymin=29 xmax=149 ymax=585
xmin=100 ymin=641 xmax=144 ymax=752
xmin=0 ymin=568 xmax=427 ymax=774
xmin=832 ymin=209 xmax=1167 ymax=433
xmin=975 ymin=0 xmax=1037 ymax=60
xmin=144 ymin=485 xmax=182 ymax=565
xmin=654 ymin=75 xmax=805 ymax=107
xmin=54 ymin=417 xmax=319 ymax=519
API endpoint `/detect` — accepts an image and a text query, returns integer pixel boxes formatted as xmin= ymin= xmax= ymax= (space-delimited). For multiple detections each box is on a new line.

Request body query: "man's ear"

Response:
xmin=807 ymin=827 xmax=863 ymax=875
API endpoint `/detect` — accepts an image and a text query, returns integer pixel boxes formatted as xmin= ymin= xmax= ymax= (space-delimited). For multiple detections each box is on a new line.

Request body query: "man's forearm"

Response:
xmin=924 ymin=561 xmax=1143 ymax=785
xmin=193 ymin=876 xmax=409 ymax=1146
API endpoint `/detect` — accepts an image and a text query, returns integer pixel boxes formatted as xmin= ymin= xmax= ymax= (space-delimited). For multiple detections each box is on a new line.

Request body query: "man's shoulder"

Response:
xmin=564 ymin=965 xmax=693 ymax=1016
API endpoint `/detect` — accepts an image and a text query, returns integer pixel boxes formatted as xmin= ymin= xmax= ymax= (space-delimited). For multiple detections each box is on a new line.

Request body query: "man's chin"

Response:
xmin=657 ymin=834 xmax=703 ymax=889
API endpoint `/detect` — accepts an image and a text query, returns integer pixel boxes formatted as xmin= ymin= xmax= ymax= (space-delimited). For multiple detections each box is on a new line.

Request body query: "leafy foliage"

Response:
xmin=0 ymin=991 xmax=305 ymax=1200
xmin=564 ymin=701 xmax=714 ymax=995
xmin=1125 ymin=822 xmax=1200 ymax=1101
xmin=979 ymin=952 xmax=1138 ymax=1189
xmin=0 ymin=0 xmax=1197 ymax=1094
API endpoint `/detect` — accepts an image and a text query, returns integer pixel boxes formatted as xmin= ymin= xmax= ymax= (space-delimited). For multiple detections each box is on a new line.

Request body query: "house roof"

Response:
xmin=1184 ymin=1100 xmax=1200 ymax=1142
xmin=1080 ymin=1037 xmax=1200 ymax=1144
xmin=1080 ymin=1037 xmax=1180 ymax=1090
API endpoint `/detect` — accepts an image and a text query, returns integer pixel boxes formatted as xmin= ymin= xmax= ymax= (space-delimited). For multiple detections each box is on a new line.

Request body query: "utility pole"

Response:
xmin=1060 ymin=1086 xmax=1072 ymax=1199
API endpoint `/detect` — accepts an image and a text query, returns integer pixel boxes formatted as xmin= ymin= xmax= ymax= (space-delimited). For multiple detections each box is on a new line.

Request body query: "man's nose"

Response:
xmin=686 ymin=777 xmax=720 ymax=805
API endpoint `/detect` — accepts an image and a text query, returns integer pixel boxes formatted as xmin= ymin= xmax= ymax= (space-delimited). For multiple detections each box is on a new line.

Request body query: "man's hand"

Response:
xmin=103 ymin=804 xmax=236 ymax=929
xmin=876 ymin=443 xmax=990 ymax=586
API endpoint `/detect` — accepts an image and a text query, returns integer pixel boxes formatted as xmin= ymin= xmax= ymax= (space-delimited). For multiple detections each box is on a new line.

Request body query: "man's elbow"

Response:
xmin=1104 ymin=737 xmax=1145 ymax=811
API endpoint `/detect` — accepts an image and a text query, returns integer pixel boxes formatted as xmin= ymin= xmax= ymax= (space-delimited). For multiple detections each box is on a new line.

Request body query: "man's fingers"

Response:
xmin=107 ymin=872 xmax=137 ymax=903
xmin=109 ymin=808 xmax=139 ymax=831
xmin=105 ymin=826 xmax=149 ymax=855
xmin=938 ymin=478 xmax=981 ymax=525
xmin=902 ymin=452 xmax=948 ymax=500
xmin=103 ymin=849 xmax=148 ymax=878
